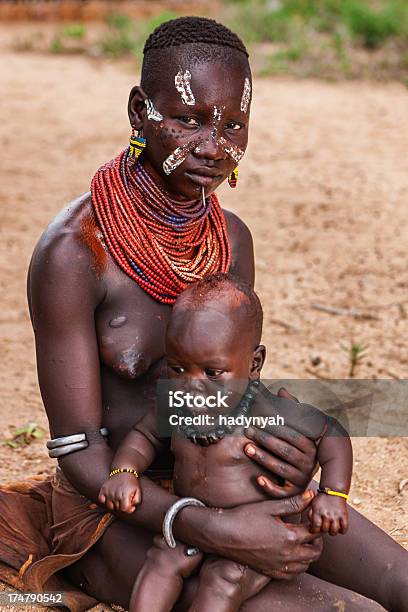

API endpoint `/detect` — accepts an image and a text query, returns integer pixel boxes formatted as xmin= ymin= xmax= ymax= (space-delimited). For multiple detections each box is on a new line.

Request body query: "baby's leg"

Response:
xmin=189 ymin=556 xmax=270 ymax=612
xmin=129 ymin=534 xmax=203 ymax=612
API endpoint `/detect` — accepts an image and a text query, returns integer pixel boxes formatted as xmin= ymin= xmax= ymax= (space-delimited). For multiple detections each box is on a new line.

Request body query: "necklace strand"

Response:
xmin=91 ymin=149 xmax=231 ymax=303
xmin=176 ymin=379 xmax=260 ymax=446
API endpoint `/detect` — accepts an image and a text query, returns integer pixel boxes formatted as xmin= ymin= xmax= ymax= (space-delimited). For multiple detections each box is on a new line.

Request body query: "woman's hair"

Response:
xmin=141 ymin=16 xmax=250 ymax=97
xmin=143 ymin=16 xmax=248 ymax=57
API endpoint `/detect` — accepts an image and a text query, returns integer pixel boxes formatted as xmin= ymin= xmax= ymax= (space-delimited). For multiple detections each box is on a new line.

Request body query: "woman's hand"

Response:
xmin=204 ymin=490 xmax=322 ymax=579
xmin=244 ymin=388 xmax=318 ymax=498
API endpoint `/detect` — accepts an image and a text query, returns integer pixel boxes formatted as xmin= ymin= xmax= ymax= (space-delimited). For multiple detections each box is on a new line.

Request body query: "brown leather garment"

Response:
xmin=0 ymin=467 xmax=115 ymax=611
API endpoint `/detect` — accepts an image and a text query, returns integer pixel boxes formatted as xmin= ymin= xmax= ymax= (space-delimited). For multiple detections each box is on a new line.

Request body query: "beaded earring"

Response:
xmin=127 ymin=127 xmax=146 ymax=166
xmin=228 ymin=167 xmax=238 ymax=188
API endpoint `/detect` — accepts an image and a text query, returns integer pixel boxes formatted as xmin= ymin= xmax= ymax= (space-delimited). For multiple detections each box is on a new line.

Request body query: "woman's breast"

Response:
xmin=95 ymin=291 xmax=169 ymax=380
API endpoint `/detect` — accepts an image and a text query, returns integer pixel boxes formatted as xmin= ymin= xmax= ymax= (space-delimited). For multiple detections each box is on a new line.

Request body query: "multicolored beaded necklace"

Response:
xmin=176 ymin=379 xmax=260 ymax=446
xmin=91 ymin=148 xmax=231 ymax=304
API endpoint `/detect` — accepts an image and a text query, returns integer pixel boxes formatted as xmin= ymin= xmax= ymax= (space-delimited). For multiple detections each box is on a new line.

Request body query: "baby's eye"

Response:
xmin=170 ymin=365 xmax=185 ymax=374
xmin=178 ymin=116 xmax=200 ymax=127
xmin=205 ymin=368 xmax=224 ymax=378
xmin=226 ymin=122 xmax=242 ymax=131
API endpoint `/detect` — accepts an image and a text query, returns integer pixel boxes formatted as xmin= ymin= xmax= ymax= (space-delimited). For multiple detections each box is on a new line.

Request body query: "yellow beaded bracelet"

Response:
xmin=109 ymin=468 xmax=139 ymax=478
xmin=318 ymin=486 xmax=348 ymax=500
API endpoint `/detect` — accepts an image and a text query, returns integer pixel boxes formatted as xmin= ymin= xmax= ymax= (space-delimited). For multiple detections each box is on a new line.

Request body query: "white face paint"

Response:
xmin=219 ymin=137 xmax=245 ymax=165
xmin=145 ymin=99 xmax=163 ymax=122
xmin=240 ymin=77 xmax=251 ymax=113
xmin=211 ymin=106 xmax=225 ymax=142
xmin=213 ymin=106 xmax=223 ymax=122
xmin=175 ymin=70 xmax=195 ymax=106
xmin=163 ymin=141 xmax=200 ymax=175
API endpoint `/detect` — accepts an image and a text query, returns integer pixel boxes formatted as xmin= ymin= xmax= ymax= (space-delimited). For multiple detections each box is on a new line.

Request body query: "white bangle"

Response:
xmin=163 ymin=497 xmax=206 ymax=554
xmin=46 ymin=428 xmax=109 ymax=458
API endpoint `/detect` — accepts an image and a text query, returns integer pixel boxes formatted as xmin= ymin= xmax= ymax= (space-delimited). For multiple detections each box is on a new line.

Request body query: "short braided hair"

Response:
xmin=143 ymin=16 xmax=248 ymax=57
xmin=141 ymin=17 xmax=250 ymax=98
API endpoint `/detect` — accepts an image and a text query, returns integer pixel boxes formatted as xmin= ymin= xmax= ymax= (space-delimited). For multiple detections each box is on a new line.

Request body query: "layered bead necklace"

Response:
xmin=91 ymin=149 xmax=231 ymax=304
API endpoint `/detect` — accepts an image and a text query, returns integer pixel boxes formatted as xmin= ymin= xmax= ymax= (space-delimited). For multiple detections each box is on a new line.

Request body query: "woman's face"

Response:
xmin=130 ymin=60 xmax=251 ymax=200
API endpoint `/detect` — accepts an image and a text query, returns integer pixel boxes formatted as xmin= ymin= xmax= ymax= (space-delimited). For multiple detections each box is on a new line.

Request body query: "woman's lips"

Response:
xmin=185 ymin=170 xmax=222 ymax=187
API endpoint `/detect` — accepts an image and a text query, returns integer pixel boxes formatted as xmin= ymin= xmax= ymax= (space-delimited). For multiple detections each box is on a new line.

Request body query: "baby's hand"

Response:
xmin=98 ymin=473 xmax=142 ymax=514
xmin=308 ymin=492 xmax=348 ymax=535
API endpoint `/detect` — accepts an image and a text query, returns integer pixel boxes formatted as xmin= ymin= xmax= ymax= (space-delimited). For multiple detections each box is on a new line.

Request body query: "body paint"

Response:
xmin=219 ymin=137 xmax=245 ymax=165
xmin=175 ymin=70 xmax=195 ymax=106
xmin=145 ymin=99 xmax=163 ymax=122
xmin=213 ymin=106 xmax=223 ymax=122
xmin=163 ymin=140 xmax=200 ymax=175
xmin=80 ymin=213 xmax=107 ymax=273
xmin=240 ymin=77 xmax=251 ymax=113
xmin=211 ymin=106 xmax=224 ymax=143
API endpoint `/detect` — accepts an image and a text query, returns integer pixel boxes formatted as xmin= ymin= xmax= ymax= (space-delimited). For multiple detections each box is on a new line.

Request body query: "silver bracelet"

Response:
xmin=163 ymin=497 xmax=206 ymax=556
xmin=46 ymin=427 xmax=109 ymax=458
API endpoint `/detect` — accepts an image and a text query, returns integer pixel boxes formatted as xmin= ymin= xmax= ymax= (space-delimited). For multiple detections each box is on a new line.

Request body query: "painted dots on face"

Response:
xmin=211 ymin=106 xmax=225 ymax=142
xmin=145 ymin=99 xmax=164 ymax=122
xmin=213 ymin=106 xmax=223 ymax=122
xmin=240 ymin=77 xmax=251 ymax=113
xmin=175 ymin=70 xmax=195 ymax=106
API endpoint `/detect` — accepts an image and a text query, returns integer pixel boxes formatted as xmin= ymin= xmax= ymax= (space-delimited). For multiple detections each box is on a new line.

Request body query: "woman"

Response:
xmin=0 ymin=16 xmax=406 ymax=612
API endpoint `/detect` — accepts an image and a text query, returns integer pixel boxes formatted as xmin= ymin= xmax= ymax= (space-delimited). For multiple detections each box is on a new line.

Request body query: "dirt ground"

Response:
xmin=0 ymin=38 xmax=407 ymax=609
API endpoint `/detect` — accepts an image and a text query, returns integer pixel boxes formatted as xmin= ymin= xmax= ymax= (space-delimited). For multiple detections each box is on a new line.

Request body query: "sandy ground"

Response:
xmin=0 ymin=43 xmax=407 ymax=609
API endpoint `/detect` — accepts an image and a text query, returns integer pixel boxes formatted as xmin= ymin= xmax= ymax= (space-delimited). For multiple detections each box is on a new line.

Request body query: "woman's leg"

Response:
xmin=190 ymin=557 xmax=270 ymax=612
xmin=64 ymin=519 xmax=383 ymax=612
xmin=64 ymin=508 xmax=407 ymax=611
xmin=308 ymin=503 xmax=408 ymax=612
xmin=63 ymin=520 xmax=154 ymax=609
xmin=175 ymin=572 xmax=384 ymax=612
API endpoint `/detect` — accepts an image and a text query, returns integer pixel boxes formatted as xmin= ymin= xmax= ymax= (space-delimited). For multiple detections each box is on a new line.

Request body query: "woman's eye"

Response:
xmin=178 ymin=117 xmax=200 ymax=127
xmin=205 ymin=368 xmax=223 ymax=378
xmin=226 ymin=122 xmax=242 ymax=131
xmin=170 ymin=365 xmax=185 ymax=374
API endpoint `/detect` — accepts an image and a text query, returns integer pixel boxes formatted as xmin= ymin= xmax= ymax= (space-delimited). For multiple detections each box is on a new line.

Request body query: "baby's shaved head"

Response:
xmin=173 ymin=273 xmax=263 ymax=345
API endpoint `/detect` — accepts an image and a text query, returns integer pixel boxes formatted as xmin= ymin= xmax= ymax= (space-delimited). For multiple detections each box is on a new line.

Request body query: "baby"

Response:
xmin=99 ymin=273 xmax=352 ymax=612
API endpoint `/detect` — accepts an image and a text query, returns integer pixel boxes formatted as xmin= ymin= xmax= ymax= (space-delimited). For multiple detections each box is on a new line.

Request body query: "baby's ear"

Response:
xmin=250 ymin=345 xmax=266 ymax=378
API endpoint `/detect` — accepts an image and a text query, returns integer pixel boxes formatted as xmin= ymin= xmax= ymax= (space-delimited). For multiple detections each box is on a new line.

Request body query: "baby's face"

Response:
xmin=165 ymin=305 xmax=255 ymax=414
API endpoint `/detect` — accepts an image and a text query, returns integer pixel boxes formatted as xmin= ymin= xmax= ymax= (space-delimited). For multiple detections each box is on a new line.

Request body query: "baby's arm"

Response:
xmin=98 ymin=408 xmax=163 ymax=513
xmin=309 ymin=417 xmax=352 ymax=535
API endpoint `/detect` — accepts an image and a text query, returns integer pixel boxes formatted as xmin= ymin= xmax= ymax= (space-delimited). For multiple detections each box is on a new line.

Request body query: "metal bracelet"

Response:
xmin=163 ymin=497 xmax=206 ymax=555
xmin=48 ymin=441 xmax=89 ymax=458
xmin=46 ymin=427 xmax=109 ymax=458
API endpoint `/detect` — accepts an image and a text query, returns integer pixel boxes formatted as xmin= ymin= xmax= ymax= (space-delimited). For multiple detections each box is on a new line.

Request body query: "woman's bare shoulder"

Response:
xmin=32 ymin=192 xmax=93 ymax=257
xmin=222 ymin=208 xmax=252 ymax=240
xmin=222 ymin=208 xmax=254 ymax=285
xmin=28 ymin=192 xmax=106 ymax=305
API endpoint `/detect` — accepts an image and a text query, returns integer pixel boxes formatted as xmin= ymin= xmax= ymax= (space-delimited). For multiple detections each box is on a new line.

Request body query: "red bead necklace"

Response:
xmin=91 ymin=149 xmax=231 ymax=304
